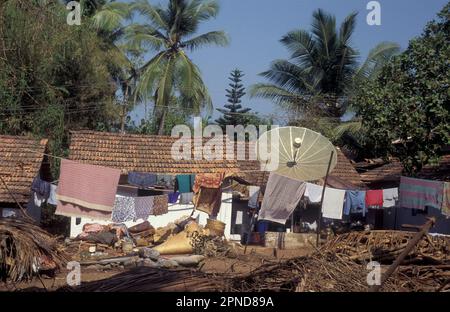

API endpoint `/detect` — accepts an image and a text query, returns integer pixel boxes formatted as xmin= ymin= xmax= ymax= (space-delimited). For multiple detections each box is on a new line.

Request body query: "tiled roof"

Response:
xmin=360 ymin=160 xmax=403 ymax=183
xmin=68 ymin=130 xmax=244 ymax=174
xmin=68 ymin=131 xmax=364 ymax=188
xmin=0 ymin=135 xmax=48 ymax=203
xmin=360 ymin=155 xmax=450 ymax=184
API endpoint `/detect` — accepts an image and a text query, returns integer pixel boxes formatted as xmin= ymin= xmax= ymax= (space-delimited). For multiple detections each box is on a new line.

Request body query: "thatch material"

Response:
xmin=0 ymin=218 xmax=66 ymax=281
xmin=64 ymin=267 xmax=222 ymax=292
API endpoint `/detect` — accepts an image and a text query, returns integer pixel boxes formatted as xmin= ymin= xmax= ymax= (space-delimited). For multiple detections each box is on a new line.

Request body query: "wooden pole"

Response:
xmin=369 ymin=217 xmax=435 ymax=292
xmin=316 ymin=150 xmax=334 ymax=247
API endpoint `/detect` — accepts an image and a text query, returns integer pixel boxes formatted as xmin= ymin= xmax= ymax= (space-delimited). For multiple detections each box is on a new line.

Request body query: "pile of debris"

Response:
xmin=228 ymin=230 xmax=450 ymax=292
xmin=322 ymin=230 xmax=450 ymax=264
xmin=0 ymin=218 xmax=66 ymax=282
xmin=63 ymin=267 xmax=222 ymax=292
xmin=65 ymin=217 xmax=234 ymax=272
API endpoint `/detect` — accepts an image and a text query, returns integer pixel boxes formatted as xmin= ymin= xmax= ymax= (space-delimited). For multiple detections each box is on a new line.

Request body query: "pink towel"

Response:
xmin=56 ymin=159 xmax=120 ymax=212
xmin=55 ymin=201 xmax=112 ymax=220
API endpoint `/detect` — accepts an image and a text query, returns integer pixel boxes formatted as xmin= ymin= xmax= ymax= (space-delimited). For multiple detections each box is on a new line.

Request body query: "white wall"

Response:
xmin=69 ymin=192 xmax=234 ymax=239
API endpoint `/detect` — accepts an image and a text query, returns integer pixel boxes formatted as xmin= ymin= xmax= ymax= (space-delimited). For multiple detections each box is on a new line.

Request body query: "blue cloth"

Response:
xmin=168 ymin=192 xmax=180 ymax=204
xmin=128 ymin=172 xmax=157 ymax=188
xmin=344 ymin=191 xmax=367 ymax=216
xmin=31 ymin=176 xmax=51 ymax=199
xmin=176 ymin=174 xmax=195 ymax=193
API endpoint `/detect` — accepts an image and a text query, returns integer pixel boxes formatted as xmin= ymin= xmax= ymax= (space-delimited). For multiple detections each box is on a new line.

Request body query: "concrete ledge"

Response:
xmin=264 ymin=232 xmax=316 ymax=249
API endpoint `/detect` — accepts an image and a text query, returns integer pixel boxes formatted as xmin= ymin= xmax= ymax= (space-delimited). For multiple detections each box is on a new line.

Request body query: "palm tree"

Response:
xmin=127 ymin=0 xmax=229 ymax=134
xmin=250 ymin=9 xmax=399 ymax=118
xmin=90 ymin=1 xmax=140 ymax=132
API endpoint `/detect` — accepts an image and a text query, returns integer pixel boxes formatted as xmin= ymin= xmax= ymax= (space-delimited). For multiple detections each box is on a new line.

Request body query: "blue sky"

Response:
xmin=130 ymin=0 xmax=448 ymax=123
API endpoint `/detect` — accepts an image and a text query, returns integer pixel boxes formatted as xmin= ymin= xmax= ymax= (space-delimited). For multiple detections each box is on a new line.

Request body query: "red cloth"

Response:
xmin=56 ymin=159 xmax=120 ymax=212
xmin=192 ymin=173 xmax=224 ymax=193
xmin=365 ymin=190 xmax=383 ymax=207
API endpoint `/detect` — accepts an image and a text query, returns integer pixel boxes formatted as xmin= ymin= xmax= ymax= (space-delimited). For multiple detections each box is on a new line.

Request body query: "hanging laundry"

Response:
xmin=152 ymin=195 xmax=169 ymax=216
xmin=322 ymin=187 xmax=346 ymax=220
xmin=442 ymin=182 xmax=450 ymax=217
xmin=26 ymin=193 xmax=42 ymax=222
xmin=168 ymin=192 xmax=180 ymax=204
xmin=194 ymin=187 xmax=223 ymax=217
xmin=193 ymin=173 xmax=224 ymax=193
xmin=47 ymin=184 xmax=58 ymax=205
xmin=111 ymin=196 xmax=136 ymax=223
xmin=31 ymin=176 xmax=51 ymax=200
xmin=304 ymin=183 xmax=324 ymax=203
xmin=365 ymin=190 xmax=384 ymax=209
xmin=134 ymin=196 xmax=154 ymax=221
xmin=399 ymin=176 xmax=444 ymax=210
xmin=155 ymin=174 xmax=176 ymax=190
xmin=258 ymin=172 xmax=306 ymax=224
xmin=128 ymin=172 xmax=157 ymax=188
xmin=138 ymin=189 xmax=163 ymax=196
xmin=179 ymin=192 xmax=194 ymax=205
xmin=56 ymin=159 xmax=120 ymax=213
xmin=176 ymin=174 xmax=196 ymax=193
xmin=343 ymin=190 xmax=366 ymax=216
xmin=383 ymin=188 xmax=399 ymax=208
xmin=248 ymin=186 xmax=261 ymax=208
xmin=55 ymin=201 xmax=112 ymax=220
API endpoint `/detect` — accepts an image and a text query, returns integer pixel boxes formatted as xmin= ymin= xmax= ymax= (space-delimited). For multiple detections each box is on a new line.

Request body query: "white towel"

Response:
xmin=248 ymin=186 xmax=260 ymax=208
xmin=383 ymin=188 xmax=398 ymax=208
xmin=48 ymin=184 xmax=58 ymax=205
xmin=304 ymin=183 xmax=324 ymax=203
xmin=322 ymin=187 xmax=345 ymax=220
xmin=259 ymin=173 xmax=306 ymax=224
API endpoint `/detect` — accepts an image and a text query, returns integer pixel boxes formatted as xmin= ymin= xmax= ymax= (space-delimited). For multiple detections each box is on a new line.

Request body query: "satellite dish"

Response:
xmin=257 ymin=127 xmax=337 ymax=181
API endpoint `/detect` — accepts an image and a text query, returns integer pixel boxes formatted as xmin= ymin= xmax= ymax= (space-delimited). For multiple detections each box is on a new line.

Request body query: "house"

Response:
xmin=0 ymin=135 xmax=50 ymax=220
xmin=67 ymin=130 xmax=250 ymax=239
xmin=356 ymin=155 xmax=450 ymax=234
xmin=228 ymin=147 xmax=366 ymax=237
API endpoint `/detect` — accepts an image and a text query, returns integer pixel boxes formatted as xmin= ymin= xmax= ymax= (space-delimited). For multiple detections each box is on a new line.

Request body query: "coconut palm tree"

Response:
xmin=90 ymin=1 xmax=140 ymax=132
xmin=127 ymin=0 xmax=229 ymax=134
xmin=250 ymin=9 xmax=399 ymax=118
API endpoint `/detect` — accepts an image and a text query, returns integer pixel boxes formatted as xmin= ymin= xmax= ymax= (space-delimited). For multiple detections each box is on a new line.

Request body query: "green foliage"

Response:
xmin=215 ymin=69 xmax=252 ymax=128
xmin=351 ymin=3 xmax=450 ymax=174
xmin=251 ymin=9 xmax=399 ymax=120
xmin=127 ymin=0 xmax=229 ymax=134
xmin=0 ymin=0 xmax=118 ymax=175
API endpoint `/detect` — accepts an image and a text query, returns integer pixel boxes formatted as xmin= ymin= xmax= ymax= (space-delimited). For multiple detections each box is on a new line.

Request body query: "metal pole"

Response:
xmin=316 ymin=151 xmax=334 ymax=247
xmin=370 ymin=217 xmax=435 ymax=292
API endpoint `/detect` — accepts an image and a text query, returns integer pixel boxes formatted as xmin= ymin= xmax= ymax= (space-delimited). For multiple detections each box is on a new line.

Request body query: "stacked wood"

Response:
xmin=321 ymin=230 xmax=449 ymax=265
xmin=0 ymin=218 xmax=67 ymax=281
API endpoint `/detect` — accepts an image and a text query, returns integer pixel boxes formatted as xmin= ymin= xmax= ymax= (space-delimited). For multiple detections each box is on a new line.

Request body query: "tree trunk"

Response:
xmin=157 ymin=108 xmax=167 ymax=135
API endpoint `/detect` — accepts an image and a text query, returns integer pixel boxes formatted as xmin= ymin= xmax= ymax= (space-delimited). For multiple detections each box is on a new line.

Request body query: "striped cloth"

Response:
xmin=55 ymin=201 xmax=112 ymax=220
xmin=399 ymin=176 xmax=444 ymax=210
xmin=56 ymin=159 xmax=120 ymax=212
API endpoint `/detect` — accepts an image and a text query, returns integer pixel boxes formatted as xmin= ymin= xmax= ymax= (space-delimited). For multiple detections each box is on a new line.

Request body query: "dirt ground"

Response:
xmin=0 ymin=245 xmax=313 ymax=291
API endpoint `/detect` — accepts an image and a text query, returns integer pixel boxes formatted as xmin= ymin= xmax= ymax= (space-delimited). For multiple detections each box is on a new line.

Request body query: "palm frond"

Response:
xmin=355 ymin=41 xmax=400 ymax=81
xmin=125 ymin=23 xmax=167 ymax=51
xmin=92 ymin=2 xmax=132 ymax=32
xmin=280 ymin=29 xmax=317 ymax=66
xmin=181 ymin=31 xmax=229 ymax=51
xmin=131 ymin=0 xmax=168 ymax=30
